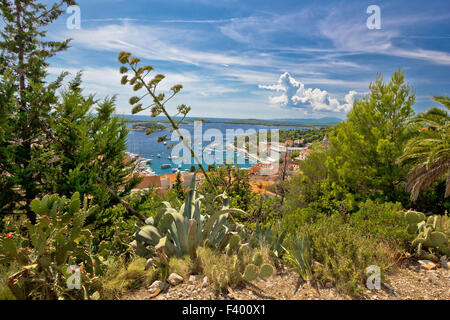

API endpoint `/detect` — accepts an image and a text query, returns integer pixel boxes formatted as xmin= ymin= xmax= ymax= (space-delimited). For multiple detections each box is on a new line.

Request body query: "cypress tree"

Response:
xmin=0 ymin=0 xmax=76 ymax=223
xmin=0 ymin=1 xmax=140 ymax=223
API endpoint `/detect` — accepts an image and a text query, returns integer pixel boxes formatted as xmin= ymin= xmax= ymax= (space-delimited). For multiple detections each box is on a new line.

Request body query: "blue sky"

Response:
xmin=45 ymin=0 xmax=450 ymax=119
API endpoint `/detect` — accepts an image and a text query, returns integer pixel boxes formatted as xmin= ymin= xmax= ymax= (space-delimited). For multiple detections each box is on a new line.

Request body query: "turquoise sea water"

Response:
xmin=126 ymin=122 xmax=309 ymax=175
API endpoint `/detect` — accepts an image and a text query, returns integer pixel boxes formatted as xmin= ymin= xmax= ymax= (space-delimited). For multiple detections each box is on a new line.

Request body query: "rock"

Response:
xmin=419 ymin=260 xmax=437 ymax=270
xmin=202 ymin=276 xmax=209 ymax=288
xmin=148 ymin=280 xmax=164 ymax=294
xmin=168 ymin=273 xmax=184 ymax=286
xmin=187 ymin=285 xmax=195 ymax=291
xmin=189 ymin=275 xmax=201 ymax=282
xmin=440 ymin=256 xmax=448 ymax=270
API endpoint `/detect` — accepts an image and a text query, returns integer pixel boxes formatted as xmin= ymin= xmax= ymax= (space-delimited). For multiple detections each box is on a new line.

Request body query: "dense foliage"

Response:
xmin=1 ymin=0 xmax=449 ymax=300
xmin=0 ymin=0 xmax=139 ymax=225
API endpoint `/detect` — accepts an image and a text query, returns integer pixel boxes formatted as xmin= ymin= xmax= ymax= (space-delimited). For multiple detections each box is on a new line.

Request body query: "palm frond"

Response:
xmin=406 ymin=159 xmax=450 ymax=201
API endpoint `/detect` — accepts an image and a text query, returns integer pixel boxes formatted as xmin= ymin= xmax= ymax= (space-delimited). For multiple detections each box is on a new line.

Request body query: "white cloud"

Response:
xmin=55 ymin=22 xmax=267 ymax=68
xmin=318 ymin=13 xmax=450 ymax=66
xmin=259 ymin=72 xmax=357 ymax=113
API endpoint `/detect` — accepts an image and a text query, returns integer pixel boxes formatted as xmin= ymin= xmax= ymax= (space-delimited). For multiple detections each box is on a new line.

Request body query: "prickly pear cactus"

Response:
xmin=0 ymin=193 xmax=103 ymax=300
xmin=259 ymin=264 xmax=274 ymax=279
xmin=242 ymin=264 xmax=259 ymax=281
xmin=403 ymin=210 xmax=450 ymax=260
xmin=239 ymin=251 xmax=274 ymax=282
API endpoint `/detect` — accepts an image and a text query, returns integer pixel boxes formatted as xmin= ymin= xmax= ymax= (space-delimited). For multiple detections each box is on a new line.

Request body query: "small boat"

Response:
xmin=172 ymin=168 xmax=178 ymax=173
xmin=157 ymin=154 xmax=161 ymax=158
xmin=161 ymin=164 xmax=171 ymax=169
xmin=164 ymin=141 xmax=167 ymax=145
xmin=178 ymin=165 xmax=182 ymax=169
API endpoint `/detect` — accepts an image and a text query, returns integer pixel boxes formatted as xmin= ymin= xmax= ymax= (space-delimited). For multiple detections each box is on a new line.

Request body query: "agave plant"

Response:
xmin=282 ymin=235 xmax=313 ymax=282
xmin=251 ymin=222 xmax=287 ymax=258
xmin=132 ymin=174 xmax=248 ymax=262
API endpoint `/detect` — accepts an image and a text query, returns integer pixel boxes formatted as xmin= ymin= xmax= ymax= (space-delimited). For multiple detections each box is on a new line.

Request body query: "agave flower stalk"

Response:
xmin=118 ymin=52 xmax=216 ymax=192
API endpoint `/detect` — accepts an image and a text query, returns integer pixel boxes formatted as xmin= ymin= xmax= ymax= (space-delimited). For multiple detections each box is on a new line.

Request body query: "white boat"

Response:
xmin=172 ymin=168 xmax=178 ymax=173
xmin=178 ymin=165 xmax=182 ymax=169
xmin=161 ymin=164 xmax=171 ymax=169
xmin=157 ymin=154 xmax=161 ymax=158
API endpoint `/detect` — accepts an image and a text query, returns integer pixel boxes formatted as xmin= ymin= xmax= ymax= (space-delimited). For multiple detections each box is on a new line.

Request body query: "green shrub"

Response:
xmin=303 ymin=215 xmax=398 ymax=297
xmin=350 ymin=199 xmax=412 ymax=245
xmin=282 ymin=207 xmax=327 ymax=234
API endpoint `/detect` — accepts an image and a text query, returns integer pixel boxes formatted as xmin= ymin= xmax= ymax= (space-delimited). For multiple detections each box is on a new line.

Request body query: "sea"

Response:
xmin=126 ymin=120 xmax=310 ymax=175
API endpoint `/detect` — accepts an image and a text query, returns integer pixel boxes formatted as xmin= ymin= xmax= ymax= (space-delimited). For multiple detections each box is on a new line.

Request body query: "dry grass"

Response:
xmin=0 ymin=263 xmax=18 ymax=300
xmin=100 ymin=257 xmax=158 ymax=299
xmin=168 ymin=255 xmax=195 ymax=279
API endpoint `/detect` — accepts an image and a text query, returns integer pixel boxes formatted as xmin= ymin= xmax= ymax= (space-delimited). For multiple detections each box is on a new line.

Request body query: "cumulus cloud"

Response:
xmin=259 ymin=72 xmax=357 ymax=113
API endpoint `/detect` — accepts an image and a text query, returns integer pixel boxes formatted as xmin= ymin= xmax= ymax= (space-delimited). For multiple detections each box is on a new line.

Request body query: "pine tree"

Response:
xmin=328 ymin=69 xmax=415 ymax=202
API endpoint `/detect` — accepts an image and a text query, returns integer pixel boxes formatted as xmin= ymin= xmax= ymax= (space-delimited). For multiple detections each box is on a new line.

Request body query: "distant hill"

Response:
xmin=273 ymin=117 xmax=343 ymax=123
xmin=114 ymin=114 xmax=343 ymax=125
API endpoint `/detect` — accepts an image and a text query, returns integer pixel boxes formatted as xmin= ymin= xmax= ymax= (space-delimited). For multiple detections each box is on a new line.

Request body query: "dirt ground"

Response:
xmin=120 ymin=259 xmax=450 ymax=300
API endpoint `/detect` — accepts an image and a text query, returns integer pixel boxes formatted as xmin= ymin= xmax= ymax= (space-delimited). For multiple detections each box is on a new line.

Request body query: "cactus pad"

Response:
xmin=259 ymin=264 xmax=274 ymax=279
xmin=243 ymin=264 xmax=258 ymax=282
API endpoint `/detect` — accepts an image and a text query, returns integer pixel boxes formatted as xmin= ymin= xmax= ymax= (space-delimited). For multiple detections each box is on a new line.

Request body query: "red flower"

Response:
xmin=46 ymin=243 xmax=49 ymax=247
xmin=24 ymin=247 xmax=29 ymax=251
xmin=6 ymin=232 xmax=13 ymax=238
xmin=48 ymin=216 xmax=52 ymax=220
xmin=83 ymin=247 xmax=87 ymax=251
xmin=91 ymin=262 xmax=96 ymax=266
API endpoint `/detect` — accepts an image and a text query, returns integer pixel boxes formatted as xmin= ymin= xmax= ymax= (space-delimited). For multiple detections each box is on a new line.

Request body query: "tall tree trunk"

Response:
xmin=16 ymin=1 xmax=36 ymax=224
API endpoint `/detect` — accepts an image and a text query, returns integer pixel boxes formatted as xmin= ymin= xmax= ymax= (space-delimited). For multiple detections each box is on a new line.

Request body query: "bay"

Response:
xmin=126 ymin=121 xmax=310 ymax=175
